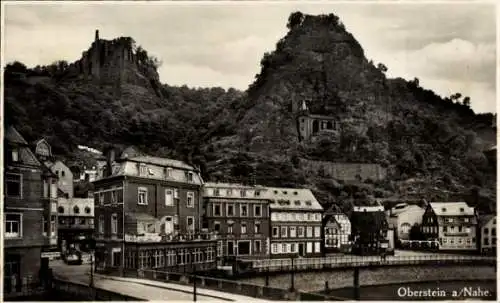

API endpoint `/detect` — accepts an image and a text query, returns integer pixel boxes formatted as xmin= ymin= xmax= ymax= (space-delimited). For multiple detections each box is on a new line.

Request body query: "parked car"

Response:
xmin=63 ymin=250 xmax=82 ymax=265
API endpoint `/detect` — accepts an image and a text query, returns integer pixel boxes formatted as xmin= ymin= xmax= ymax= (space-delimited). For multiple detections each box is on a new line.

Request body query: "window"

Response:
xmin=443 ymin=226 xmax=448 ymax=232
xmin=306 ymin=226 xmax=313 ymax=237
xmin=11 ymin=149 xmax=19 ymax=162
xmin=58 ymin=206 xmax=64 ymax=214
xmin=213 ymin=204 xmax=221 ymax=216
xmin=298 ymin=226 xmax=305 ymax=237
xmin=226 ymin=189 xmax=232 ymax=196
xmin=240 ymin=190 xmax=246 ymax=197
xmin=98 ymin=215 xmax=104 ymax=233
xmin=254 ymin=205 xmax=262 ymax=217
xmin=315 ymin=242 xmax=321 ymax=253
xmin=484 ymin=238 xmax=489 ymax=245
xmin=227 ymin=204 xmax=234 ymax=216
xmin=255 ymin=240 xmax=261 ymax=253
xmin=4 ymin=214 xmax=22 ymax=238
xmin=272 ymin=227 xmax=279 ymax=237
xmin=5 ymin=173 xmax=22 ymax=198
xmin=458 ymin=226 xmax=463 ymax=233
xmin=73 ymin=206 xmax=80 ymax=214
xmin=138 ymin=188 xmax=148 ymax=205
xmin=314 ymin=226 xmax=321 ymax=238
xmin=464 ymin=218 xmax=469 ymax=223
xmin=291 ymin=243 xmax=296 ymax=253
xmin=174 ymin=189 xmax=179 ymax=199
xmin=139 ymin=164 xmax=147 ymax=176
xmin=187 ymin=192 xmax=194 ymax=208
xmin=484 ymin=228 xmax=489 ymax=234
xmin=214 ymin=222 xmax=220 ymax=233
xmin=254 ymin=222 xmax=261 ymax=234
xmin=187 ymin=172 xmax=194 ymax=182
xmin=492 ymin=228 xmax=496 ymax=236
xmin=51 ymin=180 xmax=57 ymax=198
xmin=281 ymin=226 xmax=288 ymax=238
xmin=214 ymin=189 xmax=220 ymax=196
xmin=254 ymin=190 xmax=260 ymax=197
xmin=228 ymin=224 xmax=233 ymax=234
xmin=272 ymin=243 xmax=278 ymax=254
xmin=61 ymin=171 xmax=65 ymax=177
xmin=401 ymin=223 xmax=411 ymax=234
xmin=111 ymin=214 xmax=118 ymax=234
xmin=290 ymin=226 xmax=297 ymax=237
xmin=110 ymin=191 xmax=116 ymax=204
xmin=241 ymin=222 xmax=247 ymax=234
xmin=85 ymin=207 xmax=91 ymax=214
xmin=187 ymin=216 xmax=195 ymax=232
xmin=165 ymin=167 xmax=172 ymax=178
xmin=297 ymin=213 xmax=304 ymax=221
xmin=99 ymin=193 xmax=104 ymax=205
xmin=241 ymin=205 xmax=248 ymax=217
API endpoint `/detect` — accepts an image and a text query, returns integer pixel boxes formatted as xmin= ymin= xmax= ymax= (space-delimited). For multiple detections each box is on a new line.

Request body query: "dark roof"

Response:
xmin=5 ymin=126 xmax=28 ymax=145
xmin=478 ymin=214 xmax=495 ymax=227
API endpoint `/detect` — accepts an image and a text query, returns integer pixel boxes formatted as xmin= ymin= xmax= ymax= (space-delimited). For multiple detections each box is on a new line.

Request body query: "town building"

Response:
xmin=322 ymin=205 xmax=351 ymax=253
xmin=421 ymin=202 xmax=477 ymax=251
xmin=350 ymin=205 xmax=389 ymax=255
xmin=202 ymin=183 xmax=270 ymax=262
xmin=57 ymin=198 xmax=95 ymax=254
xmin=386 ymin=203 xmax=425 ymax=241
xmin=265 ymin=187 xmax=324 ymax=258
xmin=478 ymin=214 xmax=496 ymax=255
xmin=4 ymin=127 xmax=58 ymax=296
xmin=93 ymin=149 xmax=217 ymax=275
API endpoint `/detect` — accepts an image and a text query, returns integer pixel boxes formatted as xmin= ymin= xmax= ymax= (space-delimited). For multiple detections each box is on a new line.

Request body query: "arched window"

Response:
xmin=58 ymin=206 xmax=64 ymax=214
xmin=73 ymin=206 xmax=80 ymax=214
xmin=85 ymin=207 xmax=91 ymax=214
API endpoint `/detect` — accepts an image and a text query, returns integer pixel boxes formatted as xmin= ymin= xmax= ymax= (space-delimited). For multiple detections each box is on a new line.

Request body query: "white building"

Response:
xmin=264 ymin=187 xmax=324 ymax=258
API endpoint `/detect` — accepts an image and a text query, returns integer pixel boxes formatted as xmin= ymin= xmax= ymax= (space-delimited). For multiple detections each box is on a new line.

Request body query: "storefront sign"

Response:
xmin=41 ymin=251 xmax=61 ymax=259
xmin=125 ymin=233 xmax=162 ymax=243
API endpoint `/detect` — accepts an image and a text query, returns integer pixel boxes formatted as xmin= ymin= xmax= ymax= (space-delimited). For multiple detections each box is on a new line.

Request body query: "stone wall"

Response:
xmin=238 ymin=265 xmax=496 ymax=293
xmin=300 ymin=159 xmax=387 ymax=181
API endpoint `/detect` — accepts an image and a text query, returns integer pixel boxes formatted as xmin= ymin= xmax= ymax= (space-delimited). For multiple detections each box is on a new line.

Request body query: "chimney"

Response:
xmin=95 ymin=29 xmax=100 ymax=42
xmin=106 ymin=148 xmax=115 ymax=177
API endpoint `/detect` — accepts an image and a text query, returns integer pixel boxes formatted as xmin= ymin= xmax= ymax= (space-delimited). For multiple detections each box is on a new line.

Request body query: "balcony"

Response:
xmin=125 ymin=232 xmax=219 ymax=243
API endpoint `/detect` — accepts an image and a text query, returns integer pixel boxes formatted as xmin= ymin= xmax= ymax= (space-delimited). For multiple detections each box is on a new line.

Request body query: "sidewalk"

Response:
xmin=93 ymin=273 xmax=270 ymax=302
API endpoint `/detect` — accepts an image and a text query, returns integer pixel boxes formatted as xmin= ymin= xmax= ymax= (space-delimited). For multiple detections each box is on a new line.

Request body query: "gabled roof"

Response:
xmin=429 ymin=202 xmax=475 ymax=216
xmin=263 ymin=187 xmax=323 ymax=211
xmin=5 ymin=126 xmax=28 ymax=145
xmin=478 ymin=214 xmax=495 ymax=227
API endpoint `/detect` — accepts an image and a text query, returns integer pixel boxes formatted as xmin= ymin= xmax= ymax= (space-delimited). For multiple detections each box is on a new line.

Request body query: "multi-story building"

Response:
xmin=266 ymin=187 xmax=324 ymax=258
xmin=3 ymin=127 xmax=57 ymax=296
xmin=93 ymin=149 xmax=217 ymax=275
xmin=350 ymin=205 xmax=389 ymax=255
xmin=421 ymin=202 xmax=477 ymax=251
xmin=57 ymin=198 xmax=95 ymax=253
xmin=386 ymin=203 xmax=425 ymax=241
xmin=203 ymin=183 xmax=270 ymax=261
xmin=478 ymin=214 xmax=496 ymax=255
xmin=322 ymin=205 xmax=351 ymax=253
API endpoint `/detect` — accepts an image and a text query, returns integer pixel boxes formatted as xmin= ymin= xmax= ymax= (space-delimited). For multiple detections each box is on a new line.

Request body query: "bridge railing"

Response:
xmin=251 ymin=254 xmax=496 ymax=272
xmin=138 ymin=269 xmax=348 ymax=301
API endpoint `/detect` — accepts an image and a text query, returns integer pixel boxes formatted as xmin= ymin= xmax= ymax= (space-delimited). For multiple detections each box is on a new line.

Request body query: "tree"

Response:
xmin=377 ymin=63 xmax=388 ymax=73
xmin=409 ymin=223 xmax=425 ymax=240
xmin=5 ymin=61 xmax=28 ymax=74
xmin=462 ymin=96 xmax=471 ymax=107
xmin=287 ymin=11 xmax=304 ymax=30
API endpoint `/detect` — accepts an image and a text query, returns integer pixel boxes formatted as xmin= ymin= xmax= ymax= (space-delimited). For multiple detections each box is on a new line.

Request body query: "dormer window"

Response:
xmin=164 ymin=167 xmax=172 ymax=178
xmin=442 ymin=208 xmax=447 ymax=213
xmin=283 ymin=191 xmax=288 ymax=195
xmin=305 ymin=201 xmax=312 ymax=206
xmin=274 ymin=190 xmax=278 ymax=194
xmin=293 ymin=191 xmax=298 ymax=195
xmin=294 ymin=200 xmax=301 ymax=206
xmin=12 ymin=149 xmax=19 ymax=162
xmin=254 ymin=190 xmax=260 ymax=197
xmin=187 ymin=172 xmax=194 ymax=182
xmin=226 ymin=189 xmax=232 ymax=196
xmin=214 ymin=189 xmax=220 ymax=196
xmin=240 ymin=190 xmax=246 ymax=197
xmin=139 ymin=164 xmax=147 ymax=176
xmin=459 ymin=208 xmax=464 ymax=213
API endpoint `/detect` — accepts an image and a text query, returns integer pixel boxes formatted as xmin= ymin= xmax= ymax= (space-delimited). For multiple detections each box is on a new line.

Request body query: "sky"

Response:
xmin=3 ymin=1 xmax=497 ymax=113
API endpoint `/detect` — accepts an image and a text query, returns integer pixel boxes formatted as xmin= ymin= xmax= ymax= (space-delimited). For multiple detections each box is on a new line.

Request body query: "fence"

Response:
xmin=51 ymin=277 xmax=145 ymax=301
xmin=138 ymin=269 xmax=347 ymax=301
xmin=250 ymin=254 xmax=496 ymax=272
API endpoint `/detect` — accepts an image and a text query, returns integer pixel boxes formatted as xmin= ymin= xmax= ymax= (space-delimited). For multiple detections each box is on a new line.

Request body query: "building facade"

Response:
xmin=57 ymin=198 xmax=95 ymax=253
xmin=3 ymin=127 xmax=56 ymax=296
xmin=93 ymin=150 xmax=217 ymax=274
xmin=350 ymin=205 xmax=389 ymax=255
xmin=386 ymin=203 xmax=425 ymax=241
xmin=421 ymin=202 xmax=477 ymax=251
xmin=266 ymin=188 xmax=324 ymax=258
xmin=478 ymin=215 xmax=496 ymax=255
xmin=322 ymin=207 xmax=351 ymax=254
xmin=203 ymin=183 xmax=270 ymax=261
